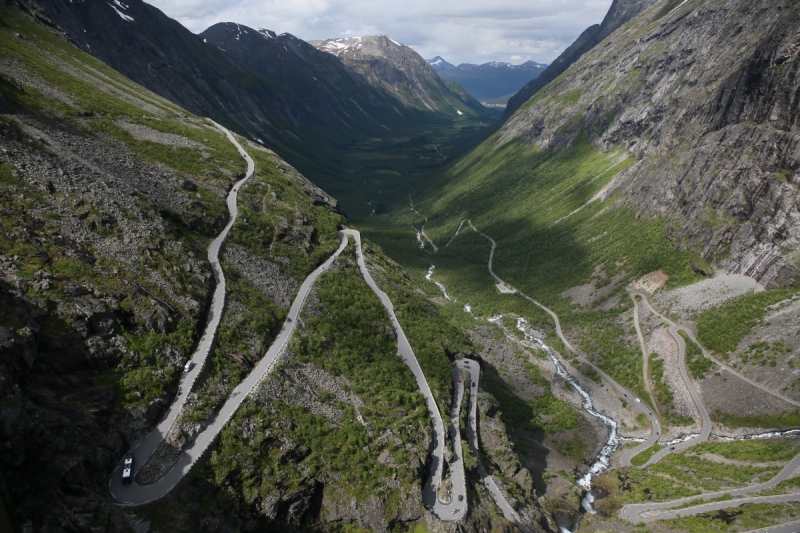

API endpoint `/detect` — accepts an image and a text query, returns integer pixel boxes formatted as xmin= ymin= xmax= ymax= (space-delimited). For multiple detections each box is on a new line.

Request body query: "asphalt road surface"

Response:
xmin=109 ymin=125 xmax=345 ymax=504
xmin=109 ymin=233 xmax=348 ymax=504
xmin=342 ymin=230 xmax=458 ymax=520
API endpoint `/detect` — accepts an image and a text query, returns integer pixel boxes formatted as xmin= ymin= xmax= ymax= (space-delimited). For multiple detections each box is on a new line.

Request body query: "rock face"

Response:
xmin=505 ymin=0 xmax=659 ymax=115
xmin=310 ymin=35 xmax=487 ymax=117
xmin=501 ymin=0 xmax=800 ymax=287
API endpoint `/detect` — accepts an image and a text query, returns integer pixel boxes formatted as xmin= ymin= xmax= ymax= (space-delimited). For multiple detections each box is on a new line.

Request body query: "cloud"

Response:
xmin=146 ymin=0 xmax=613 ymax=65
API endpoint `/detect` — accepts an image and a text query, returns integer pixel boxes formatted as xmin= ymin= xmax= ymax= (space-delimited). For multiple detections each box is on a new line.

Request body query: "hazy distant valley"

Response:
xmin=1 ymin=0 xmax=800 ymax=532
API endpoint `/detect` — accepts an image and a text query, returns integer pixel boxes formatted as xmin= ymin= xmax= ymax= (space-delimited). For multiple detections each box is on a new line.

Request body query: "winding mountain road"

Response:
xmin=616 ymin=292 xmax=800 ymax=526
xmin=110 ymin=124 xmax=800 ymax=530
xmin=107 ymin=153 xmax=473 ymax=519
xmin=456 ymin=359 xmax=532 ymax=532
xmin=342 ymin=229 xmax=460 ymax=520
xmin=637 ymin=293 xmax=800 ymax=409
xmin=621 ymin=449 xmax=800 ymax=523
xmin=111 ymin=224 xmax=470 ymax=518
xmin=109 ymin=121 xmax=261 ymax=503
xmin=109 ymin=230 xmax=349 ymax=503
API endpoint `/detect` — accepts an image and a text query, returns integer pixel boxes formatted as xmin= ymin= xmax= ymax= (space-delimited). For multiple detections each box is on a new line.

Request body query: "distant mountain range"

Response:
xmin=309 ymin=36 xmax=483 ymax=117
xmin=426 ymin=56 xmax=547 ymax=103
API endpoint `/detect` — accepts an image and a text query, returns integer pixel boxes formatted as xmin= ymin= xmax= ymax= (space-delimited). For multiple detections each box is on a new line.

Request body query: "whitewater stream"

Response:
xmin=426 ymin=272 xmax=620 ymax=530
xmin=513 ymin=319 xmax=620 ymax=492
xmin=426 ymin=264 xmax=455 ymax=301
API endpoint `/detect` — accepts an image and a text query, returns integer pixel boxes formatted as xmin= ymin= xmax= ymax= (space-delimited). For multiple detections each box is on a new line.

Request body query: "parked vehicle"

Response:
xmin=184 ymin=360 xmax=194 ymax=372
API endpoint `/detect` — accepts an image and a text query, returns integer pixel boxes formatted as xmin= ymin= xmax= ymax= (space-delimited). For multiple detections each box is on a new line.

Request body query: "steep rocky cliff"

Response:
xmin=499 ymin=0 xmax=800 ymax=287
xmin=506 ymin=0 xmax=659 ymax=115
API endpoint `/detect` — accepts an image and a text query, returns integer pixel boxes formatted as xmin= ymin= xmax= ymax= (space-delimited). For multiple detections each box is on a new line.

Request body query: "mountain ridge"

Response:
xmin=310 ymin=35 xmax=487 ymax=117
xmin=505 ymin=0 xmax=659 ymax=115
xmin=29 ymin=0 xmax=494 ymax=210
xmin=498 ymin=0 xmax=800 ymax=287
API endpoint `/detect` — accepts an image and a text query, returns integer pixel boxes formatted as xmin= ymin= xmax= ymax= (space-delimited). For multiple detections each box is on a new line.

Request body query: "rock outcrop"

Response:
xmin=506 ymin=0 xmax=659 ymax=115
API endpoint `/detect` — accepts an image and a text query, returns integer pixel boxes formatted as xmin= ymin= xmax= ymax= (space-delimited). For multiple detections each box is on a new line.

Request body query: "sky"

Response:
xmin=145 ymin=0 xmax=614 ymax=65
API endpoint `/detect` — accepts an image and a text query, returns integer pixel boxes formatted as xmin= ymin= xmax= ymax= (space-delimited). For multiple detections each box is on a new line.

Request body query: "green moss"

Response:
xmin=119 ymin=320 xmax=194 ymax=406
xmin=664 ymin=502 xmax=800 ymax=532
xmin=690 ymin=439 xmax=800 ymax=462
xmin=556 ymin=434 xmax=589 ymax=462
xmin=651 ymin=453 xmax=781 ymax=492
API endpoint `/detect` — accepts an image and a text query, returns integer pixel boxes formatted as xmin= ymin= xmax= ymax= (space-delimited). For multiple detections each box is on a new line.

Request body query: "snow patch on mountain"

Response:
xmin=108 ymin=2 xmax=133 ymax=22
